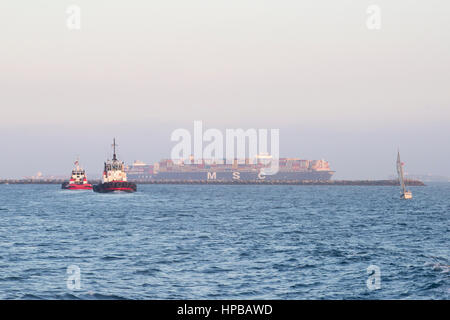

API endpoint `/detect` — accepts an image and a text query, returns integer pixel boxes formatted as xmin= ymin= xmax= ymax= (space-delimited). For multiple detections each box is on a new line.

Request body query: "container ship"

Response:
xmin=125 ymin=156 xmax=334 ymax=182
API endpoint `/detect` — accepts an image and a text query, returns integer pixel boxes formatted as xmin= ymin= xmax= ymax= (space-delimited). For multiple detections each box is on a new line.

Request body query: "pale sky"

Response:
xmin=1 ymin=1 xmax=449 ymax=179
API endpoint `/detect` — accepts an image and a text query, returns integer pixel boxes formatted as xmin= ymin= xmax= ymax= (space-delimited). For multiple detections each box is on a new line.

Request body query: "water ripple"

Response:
xmin=0 ymin=183 xmax=448 ymax=299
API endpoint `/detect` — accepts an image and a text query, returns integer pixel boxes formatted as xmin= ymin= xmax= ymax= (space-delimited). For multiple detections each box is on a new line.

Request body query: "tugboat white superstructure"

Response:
xmin=93 ymin=139 xmax=137 ymax=193
xmin=62 ymin=159 xmax=93 ymax=190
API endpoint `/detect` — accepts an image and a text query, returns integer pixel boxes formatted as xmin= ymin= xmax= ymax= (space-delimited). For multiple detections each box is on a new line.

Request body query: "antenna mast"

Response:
xmin=112 ymin=138 xmax=118 ymax=161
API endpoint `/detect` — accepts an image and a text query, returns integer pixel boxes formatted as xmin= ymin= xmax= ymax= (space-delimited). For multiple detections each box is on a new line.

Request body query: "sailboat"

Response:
xmin=396 ymin=150 xmax=412 ymax=199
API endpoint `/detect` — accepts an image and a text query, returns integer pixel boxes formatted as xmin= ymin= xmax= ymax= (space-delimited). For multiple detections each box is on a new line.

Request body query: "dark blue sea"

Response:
xmin=0 ymin=184 xmax=448 ymax=299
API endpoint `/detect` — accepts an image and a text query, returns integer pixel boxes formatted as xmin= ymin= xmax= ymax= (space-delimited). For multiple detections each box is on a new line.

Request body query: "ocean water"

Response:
xmin=0 ymin=184 xmax=448 ymax=300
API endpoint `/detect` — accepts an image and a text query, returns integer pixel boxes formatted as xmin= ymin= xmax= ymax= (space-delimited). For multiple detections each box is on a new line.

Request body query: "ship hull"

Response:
xmin=401 ymin=191 xmax=413 ymax=199
xmin=93 ymin=181 xmax=137 ymax=193
xmin=61 ymin=182 xmax=93 ymax=190
xmin=128 ymin=170 xmax=334 ymax=182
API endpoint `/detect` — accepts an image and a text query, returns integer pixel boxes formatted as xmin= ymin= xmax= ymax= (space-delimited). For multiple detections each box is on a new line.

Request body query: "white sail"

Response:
xmin=396 ymin=151 xmax=406 ymax=193
xmin=396 ymin=150 xmax=412 ymax=199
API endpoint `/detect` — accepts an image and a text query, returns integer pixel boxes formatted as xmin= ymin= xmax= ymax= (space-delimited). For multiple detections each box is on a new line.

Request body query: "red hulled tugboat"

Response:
xmin=93 ymin=139 xmax=137 ymax=193
xmin=61 ymin=159 xmax=93 ymax=190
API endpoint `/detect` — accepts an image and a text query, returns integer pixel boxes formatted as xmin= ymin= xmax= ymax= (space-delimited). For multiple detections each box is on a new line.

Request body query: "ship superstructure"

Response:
xmin=61 ymin=159 xmax=93 ymax=190
xmin=125 ymin=157 xmax=334 ymax=182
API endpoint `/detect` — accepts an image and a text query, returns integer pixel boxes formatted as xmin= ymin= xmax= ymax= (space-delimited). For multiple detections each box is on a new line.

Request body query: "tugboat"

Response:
xmin=93 ymin=139 xmax=137 ymax=193
xmin=61 ymin=159 xmax=93 ymax=190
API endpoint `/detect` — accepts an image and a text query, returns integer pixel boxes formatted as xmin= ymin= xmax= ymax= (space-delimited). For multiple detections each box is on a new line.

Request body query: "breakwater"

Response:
xmin=0 ymin=179 xmax=425 ymax=186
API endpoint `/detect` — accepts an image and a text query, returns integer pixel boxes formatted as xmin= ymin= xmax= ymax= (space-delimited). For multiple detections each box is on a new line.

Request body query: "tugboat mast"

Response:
xmin=112 ymin=138 xmax=118 ymax=161
xmin=75 ymin=156 xmax=80 ymax=170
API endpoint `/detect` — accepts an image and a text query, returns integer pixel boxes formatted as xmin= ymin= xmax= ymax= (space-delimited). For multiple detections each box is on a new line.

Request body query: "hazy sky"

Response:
xmin=1 ymin=1 xmax=449 ymax=179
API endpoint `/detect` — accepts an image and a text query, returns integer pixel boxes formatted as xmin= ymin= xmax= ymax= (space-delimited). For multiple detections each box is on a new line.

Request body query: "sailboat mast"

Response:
xmin=397 ymin=151 xmax=406 ymax=193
